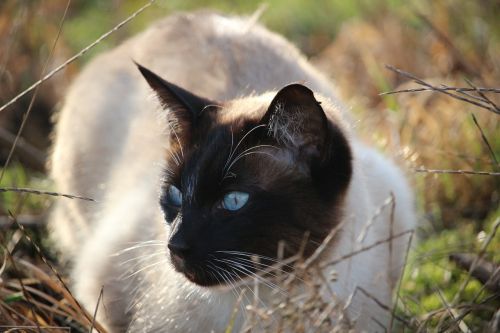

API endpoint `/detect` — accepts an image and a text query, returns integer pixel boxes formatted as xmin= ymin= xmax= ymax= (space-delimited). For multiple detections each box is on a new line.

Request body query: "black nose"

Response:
xmin=168 ymin=239 xmax=191 ymax=257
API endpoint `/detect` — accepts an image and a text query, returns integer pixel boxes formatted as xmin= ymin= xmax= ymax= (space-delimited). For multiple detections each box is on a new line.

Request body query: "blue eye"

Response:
xmin=222 ymin=191 xmax=249 ymax=211
xmin=167 ymin=185 xmax=182 ymax=207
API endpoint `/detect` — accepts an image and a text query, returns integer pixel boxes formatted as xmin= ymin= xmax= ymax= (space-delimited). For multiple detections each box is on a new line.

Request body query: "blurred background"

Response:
xmin=0 ymin=0 xmax=499 ymax=331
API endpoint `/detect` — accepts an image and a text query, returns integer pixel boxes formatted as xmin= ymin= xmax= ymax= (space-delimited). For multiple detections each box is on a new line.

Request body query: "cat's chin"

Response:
xmin=179 ymin=267 xmax=252 ymax=290
xmin=177 ymin=269 xmax=238 ymax=289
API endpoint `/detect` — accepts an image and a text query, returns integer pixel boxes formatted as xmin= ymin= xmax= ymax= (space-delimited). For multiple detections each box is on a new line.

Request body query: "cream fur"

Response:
xmin=50 ymin=11 xmax=416 ymax=332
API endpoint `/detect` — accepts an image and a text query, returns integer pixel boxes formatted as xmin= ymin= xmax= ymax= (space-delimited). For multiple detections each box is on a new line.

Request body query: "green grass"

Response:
xmin=399 ymin=210 xmax=500 ymax=330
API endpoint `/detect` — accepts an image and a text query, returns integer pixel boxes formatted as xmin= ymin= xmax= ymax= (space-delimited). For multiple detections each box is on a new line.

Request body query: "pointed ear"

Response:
xmin=261 ymin=84 xmax=352 ymax=201
xmin=136 ymin=62 xmax=216 ymax=128
xmin=260 ymin=84 xmax=329 ymax=159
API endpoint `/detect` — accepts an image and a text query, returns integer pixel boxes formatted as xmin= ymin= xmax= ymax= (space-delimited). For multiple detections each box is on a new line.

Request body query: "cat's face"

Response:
xmin=138 ymin=64 xmax=352 ymax=287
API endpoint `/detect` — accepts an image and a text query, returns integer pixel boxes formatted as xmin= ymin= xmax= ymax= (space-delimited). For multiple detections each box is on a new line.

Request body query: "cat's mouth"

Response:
xmin=170 ymin=253 xmax=189 ymax=275
xmin=169 ymin=252 xmax=221 ymax=286
xmin=169 ymin=251 xmax=285 ymax=288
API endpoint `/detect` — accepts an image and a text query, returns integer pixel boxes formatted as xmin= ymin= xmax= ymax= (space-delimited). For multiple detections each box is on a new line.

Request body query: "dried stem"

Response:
xmin=0 ymin=0 xmax=157 ymax=114
xmin=384 ymin=65 xmax=500 ymax=115
xmin=0 ymin=187 xmax=95 ymax=201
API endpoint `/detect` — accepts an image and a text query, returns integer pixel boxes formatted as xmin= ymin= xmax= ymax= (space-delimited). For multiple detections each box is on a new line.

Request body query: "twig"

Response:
xmin=0 ymin=0 xmax=157 ymax=114
xmin=0 ymin=0 xmax=70 ymax=183
xmin=450 ymin=253 xmax=499 ymax=294
xmin=414 ymin=168 xmax=500 ymax=176
xmin=1 ymin=245 xmax=43 ymax=333
xmin=380 ymin=87 xmax=500 ymax=96
xmin=225 ymin=289 xmax=247 ymax=333
xmin=470 ymin=113 xmax=499 ymax=167
xmin=243 ymin=3 xmax=269 ymax=32
xmin=438 ymin=294 xmax=500 ymax=332
xmin=356 ymin=194 xmax=394 ymax=244
xmin=434 ymin=287 xmax=470 ymax=333
xmin=10 ymin=214 xmax=107 ymax=333
xmin=321 ymin=229 xmax=414 ymax=268
xmin=452 ymin=218 xmax=500 ymax=305
xmin=390 ymin=227 xmax=414 ymax=332
xmin=384 ymin=65 xmax=500 ymax=115
xmin=302 ymin=219 xmax=347 ymax=269
xmin=489 ymin=308 xmax=500 ymax=333
xmin=0 ymin=187 xmax=95 ymax=201
xmin=90 ymin=287 xmax=105 ymax=333
xmin=356 ymin=286 xmax=414 ymax=328
xmin=465 ymin=78 xmax=500 ymax=113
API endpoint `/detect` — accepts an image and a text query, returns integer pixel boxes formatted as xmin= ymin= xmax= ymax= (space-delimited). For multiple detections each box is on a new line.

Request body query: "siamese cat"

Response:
xmin=50 ymin=11 xmax=415 ymax=332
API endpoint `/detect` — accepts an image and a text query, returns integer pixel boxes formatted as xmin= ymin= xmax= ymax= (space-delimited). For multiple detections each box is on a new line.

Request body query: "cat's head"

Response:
xmin=138 ymin=64 xmax=352 ymax=287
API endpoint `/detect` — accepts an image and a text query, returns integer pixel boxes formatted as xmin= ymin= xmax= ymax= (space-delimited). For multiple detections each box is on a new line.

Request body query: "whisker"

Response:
xmin=226 ymin=255 xmax=292 ymax=273
xmin=223 ymin=124 xmax=267 ymax=174
xmin=217 ymin=260 xmax=272 ymax=319
xmin=205 ymin=266 xmax=223 ymax=285
xmin=163 ymin=165 xmax=175 ymax=177
xmin=167 ymin=118 xmax=184 ymax=159
xmin=113 ymin=242 xmax=166 ymax=256
xmin=216 ymin=251 xmax=307 ymax=286
xmin=210 ymin=262 xmax=246 ymax=303
xmin=222 ymin=125 xmax=235 ymax=173
xmin=222 ymin=256 xmax=290 ymax=279
xmin=225 ymin=144 xmax=277 ymax=176
xmin=166 ymin=148 xmax=181 ymax=166
xmin=230 ymin=144 xmax=277 ymax=167
xmin=206 ymin=261 xmax=246 ymax=308
xmin=118 ymin=251 xmax=167 ymax=267
xmin=216 ymin=250 xmax=294 ymax=268
xmin=215 ymin=258 xmax=288 ymax=296
xmin=224 ymin=151 xmax=277 ymax=179
xmin=207 ymin=262 xmax=251 ymax=324
xmin=123 ymin=240 xmax=166 ymax=245
xmin=125 ymin=258 xmax=169 ymax=279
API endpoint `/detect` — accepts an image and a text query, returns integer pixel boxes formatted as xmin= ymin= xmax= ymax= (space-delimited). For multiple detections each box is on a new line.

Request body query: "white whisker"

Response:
xmin=216 ymin=250 xmax=294 ymax=268
xmin=225 ymin=256 xmax=292 ymax=281
xmin=166 ymin=148 xmax=181 ymax=166
xmin=209 ymin=262 xmax=244 ymax=302
xmin=124 ymin=240 xmax=166 ymax=245
xmin=119 ymin=251 xmax=167 ymax=267
xmin=225 ymin=144 xmax=277 ymax=176
xmin=207 ymin=262 xmax=250 ymax=324
xmin=222 ymin=125 xmax=235 ymax=173
xmin=224 ymin=151 xmax=277 ymax=179
xmin=113 ymin=242 xmax=166 ymax=256
xmin=215 ymin=259 xmax=272 ymax=320
xmin=125 ymin=258 xmax=169 ymax=279
xmin=215 ymin=257 xmax=287 ymax=296
xmin=167 ymin=118 xmax=184 ymax=159
xmin=222 ymin=124 xmax=267 ymax=175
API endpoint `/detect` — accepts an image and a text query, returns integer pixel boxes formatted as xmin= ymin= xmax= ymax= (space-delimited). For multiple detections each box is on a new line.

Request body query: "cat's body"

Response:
xmin=50 ymin=11 xmax=415 ymax=332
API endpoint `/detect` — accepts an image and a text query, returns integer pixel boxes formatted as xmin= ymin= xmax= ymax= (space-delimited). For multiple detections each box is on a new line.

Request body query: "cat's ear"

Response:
xmin=260 ymin=84 xmax=329 ymax=160
xmin=261 ymin=84 xmax=352 ymax=200
xmin=136 ymin=62 xmax=216 ymax=128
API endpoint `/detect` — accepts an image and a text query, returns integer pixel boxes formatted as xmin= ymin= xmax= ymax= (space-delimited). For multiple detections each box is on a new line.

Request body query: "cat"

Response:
xmin=50 ymin=10 xmax=416 ymax=332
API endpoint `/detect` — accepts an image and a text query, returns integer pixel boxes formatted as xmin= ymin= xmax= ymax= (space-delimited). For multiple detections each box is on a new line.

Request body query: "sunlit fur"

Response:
xmin=50 ymin=11 xmax=416 ymax=332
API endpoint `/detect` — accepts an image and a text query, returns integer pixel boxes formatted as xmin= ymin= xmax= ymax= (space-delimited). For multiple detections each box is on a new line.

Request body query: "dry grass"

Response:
xmin=1 ymin=217 xmax=106 ymax=332
xmin=311 ymin=1 xmax=499 ymax=331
